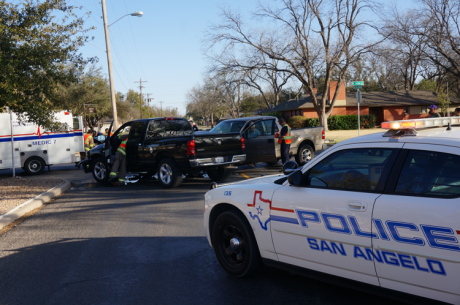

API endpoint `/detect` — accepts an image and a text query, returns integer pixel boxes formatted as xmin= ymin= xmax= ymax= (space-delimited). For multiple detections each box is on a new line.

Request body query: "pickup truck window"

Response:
xmin=146 ymin=120 xmax=193 ymax=139
xmin=129 ymin=121 xmax=146 ymax=142
xmin=306 ymin=148 xmax=396 ymax=192
xmin=210 ymin=121 xmax=245 ymax=133
xmin=261 ymin=120 xmax=274 ymax=135
xmin=395 ymin=150 xmax=460 ymax=197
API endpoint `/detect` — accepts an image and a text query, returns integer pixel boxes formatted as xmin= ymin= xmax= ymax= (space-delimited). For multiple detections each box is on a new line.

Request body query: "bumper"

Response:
xmin=190 ymin=154 xmax=246 ymax=167
xmin=79 ymin=159 xmax=91 ymax=173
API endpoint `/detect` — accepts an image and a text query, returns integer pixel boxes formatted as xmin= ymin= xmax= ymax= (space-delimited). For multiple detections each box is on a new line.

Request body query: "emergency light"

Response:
xmin=381 ymin=117 xmax=460 ymax=130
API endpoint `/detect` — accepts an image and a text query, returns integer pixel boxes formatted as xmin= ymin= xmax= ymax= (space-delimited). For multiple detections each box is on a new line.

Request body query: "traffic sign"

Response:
xmin=356 ymin=91 xmax=362 ymax=104
xmin=352 ymin=81 xmax=364 ymax=86
xmin=86 ymin=107 xmax=96 ymax=114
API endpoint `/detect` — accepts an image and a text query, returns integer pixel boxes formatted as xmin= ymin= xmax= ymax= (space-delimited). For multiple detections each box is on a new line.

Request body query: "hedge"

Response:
xmin=288 ymin=114 xmax=376 ymax=130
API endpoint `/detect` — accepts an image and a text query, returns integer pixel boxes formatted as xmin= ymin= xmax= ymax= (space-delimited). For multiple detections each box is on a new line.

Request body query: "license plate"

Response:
xmin=215 ymin=157 xmax=224 ymax=163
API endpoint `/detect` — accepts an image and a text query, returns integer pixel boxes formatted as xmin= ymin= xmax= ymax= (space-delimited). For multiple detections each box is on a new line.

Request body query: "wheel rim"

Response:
xmin=302 ymin=148 xmax=312 ymax=162
xmin=94 ymin=162 xmax=106 ymax=180
xmin=159 ymin=163 xmax=172 ymax=184
xmin=219 ymin=224 xmax=246 ymax=267
xmin=28 ymin=160 xmax=42 ymax=173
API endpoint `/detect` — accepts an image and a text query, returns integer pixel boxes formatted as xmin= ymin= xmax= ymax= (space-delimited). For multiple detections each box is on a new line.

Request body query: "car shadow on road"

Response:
xmin=0 ymin=236 xmax=404 ymax=305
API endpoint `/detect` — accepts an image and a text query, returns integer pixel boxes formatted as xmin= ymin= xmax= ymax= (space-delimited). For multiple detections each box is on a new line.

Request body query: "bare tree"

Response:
xmin=205 ymin=0 xmax=383 ymax=130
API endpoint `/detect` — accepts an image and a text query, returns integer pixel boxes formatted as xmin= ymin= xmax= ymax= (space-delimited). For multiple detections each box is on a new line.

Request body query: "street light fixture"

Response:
xmin=101 ymin=0 xmax=143 ymax=130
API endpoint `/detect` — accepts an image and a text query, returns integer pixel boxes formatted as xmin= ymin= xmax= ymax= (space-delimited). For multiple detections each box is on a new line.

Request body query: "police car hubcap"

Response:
xmin=221 ymin=224 xmax=245 ymax=265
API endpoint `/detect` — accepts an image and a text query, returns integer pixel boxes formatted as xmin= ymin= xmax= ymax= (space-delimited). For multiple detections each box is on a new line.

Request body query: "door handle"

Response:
xmin=346 ymin=201 xmax=367 ymax=211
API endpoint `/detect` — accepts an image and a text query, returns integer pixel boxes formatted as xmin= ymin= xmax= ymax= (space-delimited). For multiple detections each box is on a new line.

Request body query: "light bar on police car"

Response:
xmin=381 ymin=117 xmax=460 ymax=130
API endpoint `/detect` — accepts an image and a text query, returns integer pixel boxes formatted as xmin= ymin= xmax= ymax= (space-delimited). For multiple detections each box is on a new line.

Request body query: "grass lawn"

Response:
xmin=325 ymin=128 xmax=383 ymax=144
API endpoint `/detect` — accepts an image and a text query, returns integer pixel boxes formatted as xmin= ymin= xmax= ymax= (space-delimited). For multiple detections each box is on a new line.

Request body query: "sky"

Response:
xmin=71 ymin=0 xmax=415 ymax=115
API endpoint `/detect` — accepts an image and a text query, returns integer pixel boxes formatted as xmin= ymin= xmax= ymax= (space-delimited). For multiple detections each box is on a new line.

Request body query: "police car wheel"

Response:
xmin=212 ymin=210 xmax=261 ymax=277
xmin=157 ymin=159 xmax=182 ymax=188
xmin=24 ymin=157 xmax=45 ymax=175
xmin=91 ymin=157 xmax=109 ymax=184
xmin=295 ymin=144 xmax=314 ymax=165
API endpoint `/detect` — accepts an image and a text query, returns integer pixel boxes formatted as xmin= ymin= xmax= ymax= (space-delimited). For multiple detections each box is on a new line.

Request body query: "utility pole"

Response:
xmin=101 ymin=0 xmax=119 ymax=129
xmin=134 ymin=78 xmax=147 ymax=119
xmin=159 ymin=101 xmax=163 ymax=117
xmin=145 ymin=93 xmax=153 ymax=118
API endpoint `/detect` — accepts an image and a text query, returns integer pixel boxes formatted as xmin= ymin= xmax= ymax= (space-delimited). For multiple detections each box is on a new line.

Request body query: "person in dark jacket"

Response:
xmin=429 ymin=105 xmax=441 ymax=118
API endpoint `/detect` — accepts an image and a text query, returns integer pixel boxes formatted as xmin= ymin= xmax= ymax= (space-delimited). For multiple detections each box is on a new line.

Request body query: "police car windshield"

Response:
xmin=210 ymin=121 xmax=245 ymax=133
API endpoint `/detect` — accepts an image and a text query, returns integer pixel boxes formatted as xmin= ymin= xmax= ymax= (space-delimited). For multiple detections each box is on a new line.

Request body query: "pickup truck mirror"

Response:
xmin=97 ymin=135 xmax=106 ymax=142
xmin=287 ymin=170 xmax=302 ymax=186
xmin=282 ymin=160 xmax=298 ymax=175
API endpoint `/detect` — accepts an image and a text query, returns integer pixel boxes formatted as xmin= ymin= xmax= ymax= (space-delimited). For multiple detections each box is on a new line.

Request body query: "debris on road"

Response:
xmin=0 ymin=177 xmax=63 ymax=215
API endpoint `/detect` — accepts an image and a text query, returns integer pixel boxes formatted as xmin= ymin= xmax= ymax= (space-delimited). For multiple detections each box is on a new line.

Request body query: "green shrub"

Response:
xmin=288 ymin=116 xmax=307 ymax=128
xmin=289 ymin=114 xmax=376 ymax=130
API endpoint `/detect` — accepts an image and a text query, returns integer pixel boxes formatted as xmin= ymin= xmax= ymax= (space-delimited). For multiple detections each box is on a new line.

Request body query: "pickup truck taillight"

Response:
xmin=187 ymin=140 xmax=195 ymax=155
xmin=241 ymin=137 xmax=245 ymax=150
xmin=322 ymin=129 xmax=325 ymax=140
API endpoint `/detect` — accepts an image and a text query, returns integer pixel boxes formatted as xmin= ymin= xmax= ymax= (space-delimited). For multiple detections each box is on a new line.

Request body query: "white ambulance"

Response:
xmin=0 ymin=111 xmax=85 ymax=174
xmin=205 ymin=117 xmax=460 ymax=304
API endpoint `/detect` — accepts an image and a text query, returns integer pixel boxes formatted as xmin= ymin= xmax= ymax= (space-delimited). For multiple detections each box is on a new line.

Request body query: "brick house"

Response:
xmin=272 ymin=81 xmax=460 ymax=125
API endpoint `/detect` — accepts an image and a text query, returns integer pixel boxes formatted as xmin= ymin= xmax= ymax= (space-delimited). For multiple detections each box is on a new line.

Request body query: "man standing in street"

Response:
xmin=429 ymin=105 xmax=441 ymax=117
xmin=276 ymin=118 xmax=292 ymax=164
xmin=108 ymin=136 xmax=128 ymax=186
xmin=84 ymin=130 xmax=94 ymax=152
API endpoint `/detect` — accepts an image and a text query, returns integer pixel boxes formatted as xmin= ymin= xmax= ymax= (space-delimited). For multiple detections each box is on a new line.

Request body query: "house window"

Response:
xmin=295 ymin=110 xmax=298 ymax=116
xmin=291 ymin=111 xmax=294 ymax=116
xmin=300 ymin=110 xmax=303 ymax=116
xmin=421 ymin=106 xmax=428 ymax=114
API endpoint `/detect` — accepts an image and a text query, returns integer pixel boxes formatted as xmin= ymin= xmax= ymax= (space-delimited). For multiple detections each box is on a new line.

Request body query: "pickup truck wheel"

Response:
xmin=157 ymin=158 xmax=182 ymax=188
xmin=92 ymin=157 xmax=109 ymax=184
xmin=212 ymin=210 xmax=261 ymax=277
xmin=207 ymin=167 xmax=231 ymax=182
xmin=24 ymin=157 xmax=45 ymax=175
xmin=295 ymin=144 xmax=314 ymax=165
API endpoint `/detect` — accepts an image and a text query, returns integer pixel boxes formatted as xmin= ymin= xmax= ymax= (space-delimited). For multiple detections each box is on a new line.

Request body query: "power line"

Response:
xmin=108 ymin=29 xmax=134 ymax=88
xmin=112 ymin=65 xmax=128 ymax=91
xmin=123 ymin=0 xmax=147 ymax=79
xmin=134 ymin=79 xmax=147 ymax=119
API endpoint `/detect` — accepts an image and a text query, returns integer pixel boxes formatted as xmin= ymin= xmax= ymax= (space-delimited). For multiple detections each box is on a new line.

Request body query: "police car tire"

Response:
xmin=207 ymin=167 xmax=231 ymax=182
xmin=212 ymin=210 xmax=262 ymax=278
xmin=91 ymin=157 xmax=109 ymax=184
xmin=24 ymin=157 xmax=45 ymax=175
xmin=295 ymin=144 xmax=314 ymax=165
xmin=157 ymin=158 xmax=182 ymax=188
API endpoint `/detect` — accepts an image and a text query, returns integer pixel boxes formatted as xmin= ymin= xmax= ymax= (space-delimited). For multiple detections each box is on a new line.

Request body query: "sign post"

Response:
xmin=352 ymin=81 xmax=364 ymax=136
xmin=356 ymin=90 xmax=362 ymax=136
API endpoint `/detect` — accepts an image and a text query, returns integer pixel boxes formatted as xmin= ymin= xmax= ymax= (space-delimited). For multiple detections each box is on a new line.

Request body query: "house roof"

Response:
xmin=270 ymin=90 xmax=460 ymax=112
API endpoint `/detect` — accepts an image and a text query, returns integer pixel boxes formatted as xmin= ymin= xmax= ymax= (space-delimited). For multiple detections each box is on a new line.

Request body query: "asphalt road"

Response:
xmin=0 ymin=158 xmax=405 ymax=305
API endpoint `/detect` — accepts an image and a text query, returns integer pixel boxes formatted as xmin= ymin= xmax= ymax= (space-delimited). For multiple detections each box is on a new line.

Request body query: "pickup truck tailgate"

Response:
xmin=194 ymin=132 xmax=243 ymax=160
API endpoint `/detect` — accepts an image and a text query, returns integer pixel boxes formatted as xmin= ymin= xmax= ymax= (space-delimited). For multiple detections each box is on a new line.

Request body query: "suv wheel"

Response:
xmin=295 ymin=144 xmax=314 ymax=165
xmin=207 ymin=167 xmax=231 ymax=182
xmin=24 ymin=157 xmax=45 ymax=175
xmin=157 ymin=158 xmax=182 ymax=188
xmin=92 ymin=157 xmax=109 ymax=184
xmin=212 ymin=210 xmax=262 ymax=277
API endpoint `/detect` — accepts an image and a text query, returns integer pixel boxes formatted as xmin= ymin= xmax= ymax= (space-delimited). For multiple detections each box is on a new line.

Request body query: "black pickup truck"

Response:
xmin=80 ymin=117 xmax=246 ymax=188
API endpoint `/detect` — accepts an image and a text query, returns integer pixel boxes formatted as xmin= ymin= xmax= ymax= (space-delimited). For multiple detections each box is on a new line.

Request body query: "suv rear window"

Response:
xmin=395 ymin=150 xmax=460 ymax=197
xmin=146 ymin=120 xmax=193 ymax=138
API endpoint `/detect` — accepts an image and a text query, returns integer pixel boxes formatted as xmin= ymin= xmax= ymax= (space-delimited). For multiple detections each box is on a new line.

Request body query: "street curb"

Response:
xmin=0 ymin=180 xmax=71 ymax=231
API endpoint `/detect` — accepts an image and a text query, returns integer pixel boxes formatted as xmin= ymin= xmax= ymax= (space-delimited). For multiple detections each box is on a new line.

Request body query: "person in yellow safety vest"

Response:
xmin=84 ymin=131 xmax=94 ymax=152
xmin=275 ymin=118 xmax=292 ymax=164
xmin=108 ymin=137 xmax=128 ymax=186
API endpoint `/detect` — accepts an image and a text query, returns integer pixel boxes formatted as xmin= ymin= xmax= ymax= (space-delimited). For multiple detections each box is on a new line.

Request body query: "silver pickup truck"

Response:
xmin=205 ymin=116 xmax=327 ymax=165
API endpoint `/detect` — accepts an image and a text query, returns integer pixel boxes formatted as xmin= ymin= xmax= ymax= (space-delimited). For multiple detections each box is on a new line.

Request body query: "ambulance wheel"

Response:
xmin=24 ymin=157 xmax=45 ymax=175
xmin=92 ymin=157 xmax=109 ymax=184
xmin=157 ymin=158 xmax=182 ymax=188
xmin=212 ymin=210 xmax=261 ymax=277
xmin=295 ymin=144 xmax=314 ymax=165
xmin=207 ymin=167 xmax=231 ymax=182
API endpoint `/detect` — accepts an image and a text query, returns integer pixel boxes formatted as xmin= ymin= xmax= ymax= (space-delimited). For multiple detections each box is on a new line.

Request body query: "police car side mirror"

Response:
xmin=282 ymin=160 xmax=298 ymax=175
xmin=287 ymin=170 xmax=302 ymax=186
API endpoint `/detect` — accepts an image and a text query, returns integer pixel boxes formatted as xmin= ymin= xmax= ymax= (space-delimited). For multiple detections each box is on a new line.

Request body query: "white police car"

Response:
xmin=204 ymin=117 xmax=460 ymax=304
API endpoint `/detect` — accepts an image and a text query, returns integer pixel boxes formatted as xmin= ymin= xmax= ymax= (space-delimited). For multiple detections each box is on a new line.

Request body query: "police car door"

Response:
xmin=270 ymin=143 xmax=402 ymax=286
xmin=372 ymin=144 xmax=460 ymax=303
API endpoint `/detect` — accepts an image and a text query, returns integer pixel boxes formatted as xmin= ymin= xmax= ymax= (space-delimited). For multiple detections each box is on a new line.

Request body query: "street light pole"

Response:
xmin=101 ymin=0 xmax=118 ymax=130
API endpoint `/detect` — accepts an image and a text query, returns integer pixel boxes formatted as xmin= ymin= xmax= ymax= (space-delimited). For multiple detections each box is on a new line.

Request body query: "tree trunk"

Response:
xmin=318 ymin=111 xmax=328 ymax=131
